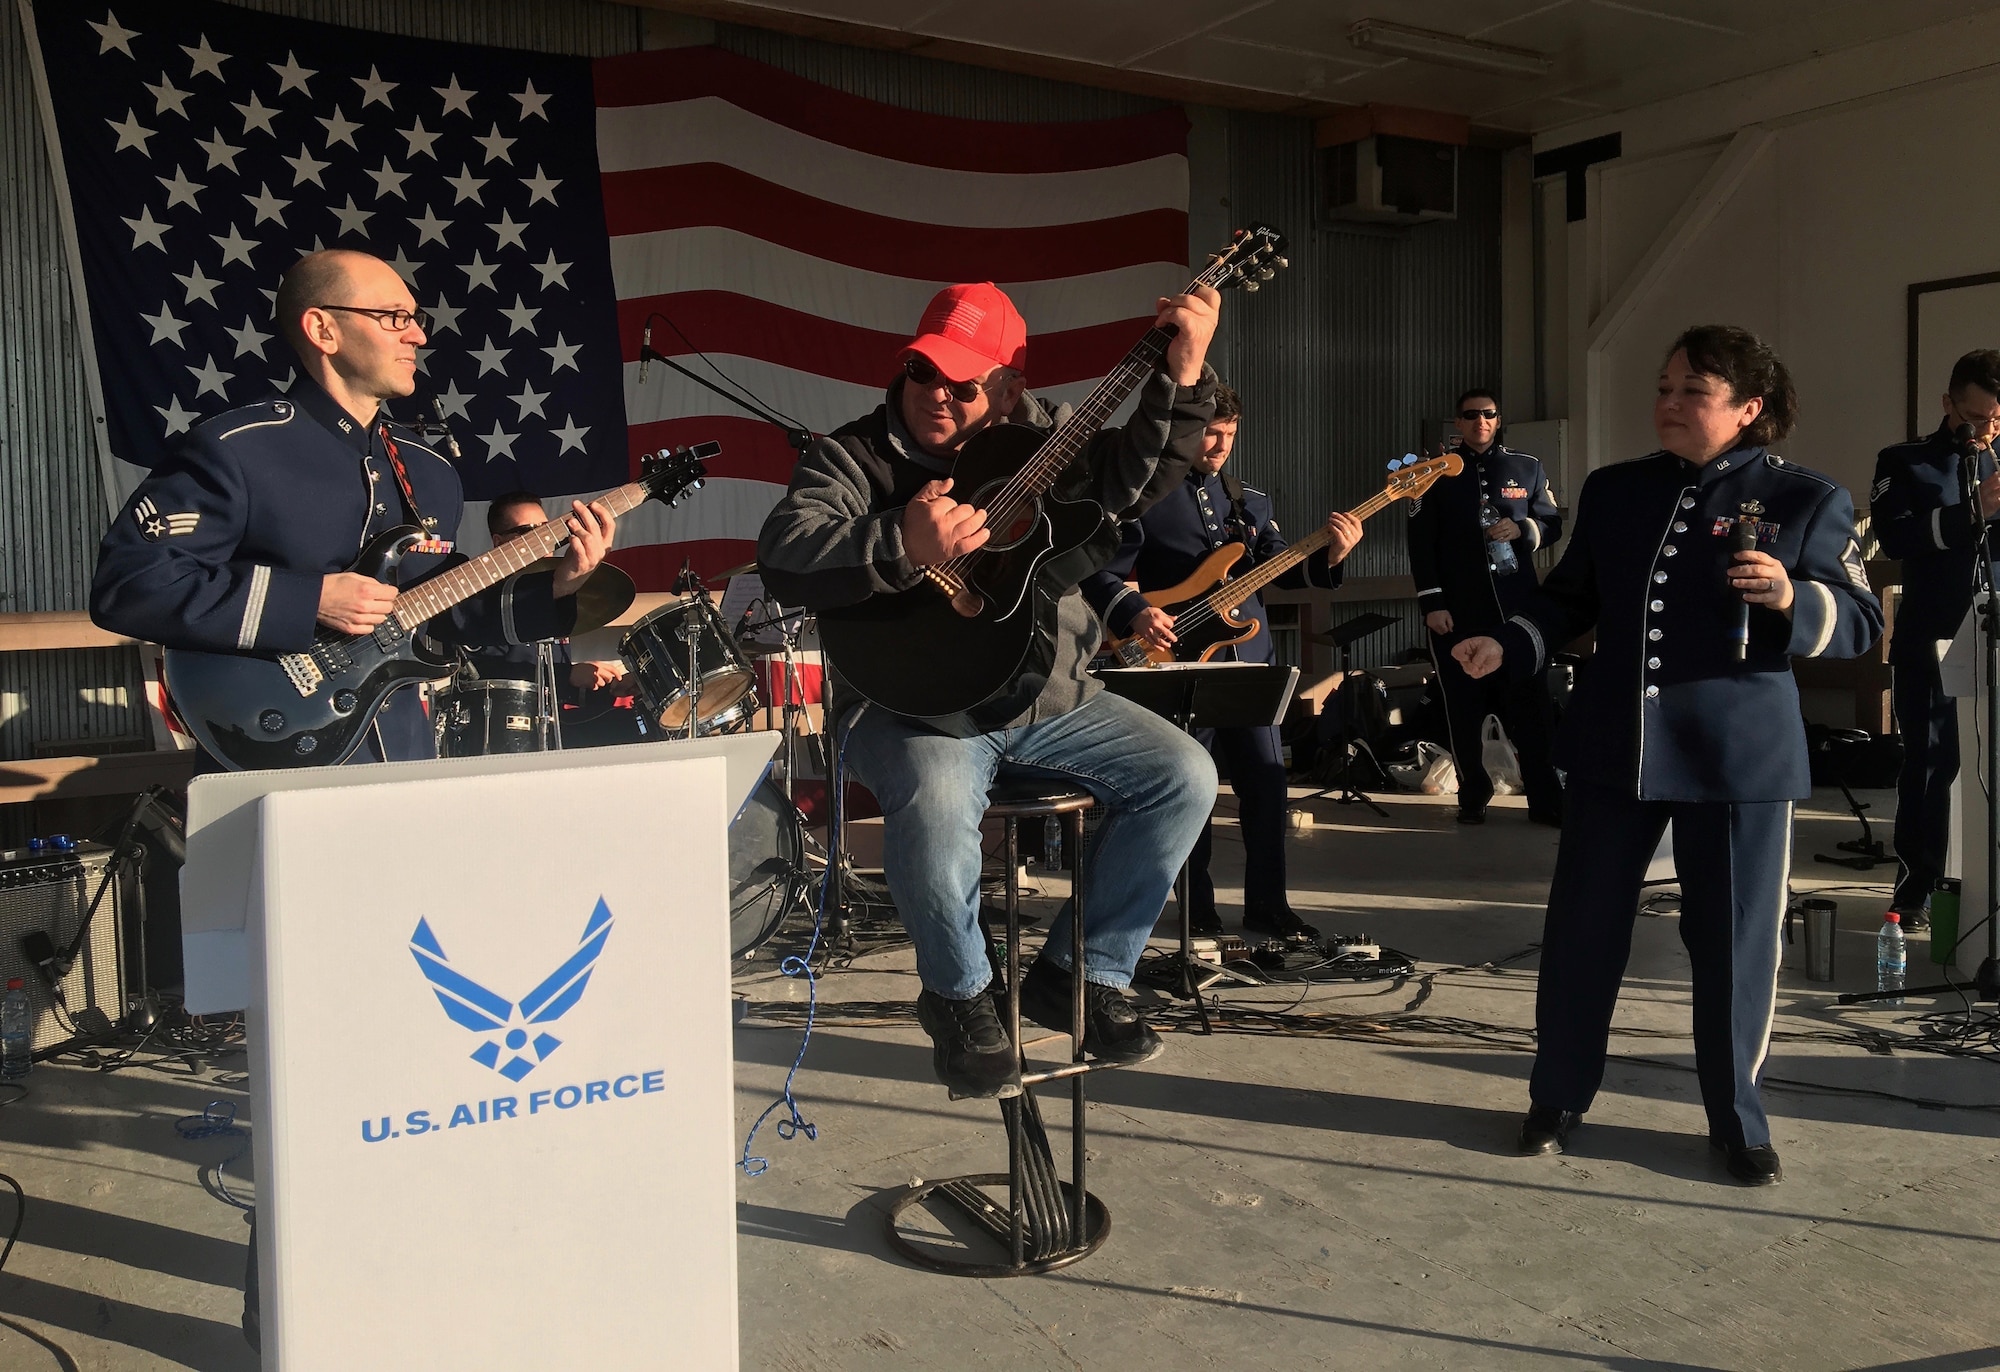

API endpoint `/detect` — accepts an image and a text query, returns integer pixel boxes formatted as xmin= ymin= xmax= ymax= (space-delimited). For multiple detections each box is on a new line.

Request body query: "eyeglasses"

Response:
xmin=1459 ymin=407 xmax=1499 ymax=420
xmin=904 ymin=355 xmax=995 ymax=405
xmin=319 ymin=305 xmax=432 ymax=333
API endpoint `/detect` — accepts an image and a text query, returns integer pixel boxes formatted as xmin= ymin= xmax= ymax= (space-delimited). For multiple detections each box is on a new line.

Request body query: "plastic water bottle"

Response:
xmin=1 ymin=978 xmax=30 ymax=1081
xmin=1875 ymin=911 xmax=1907 ymax=1007
xmin=1481 ymin=498 xmax=1519 ymax=575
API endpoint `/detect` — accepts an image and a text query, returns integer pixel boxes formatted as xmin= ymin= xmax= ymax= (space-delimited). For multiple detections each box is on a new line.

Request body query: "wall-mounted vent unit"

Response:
xmin=1316 ymin=105 xmax=1470 ymax=228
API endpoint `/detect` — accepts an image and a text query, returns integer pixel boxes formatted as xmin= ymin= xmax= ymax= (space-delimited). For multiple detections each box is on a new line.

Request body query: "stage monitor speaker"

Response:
xmin=0 ymin=841 xmax=126 ymax=1052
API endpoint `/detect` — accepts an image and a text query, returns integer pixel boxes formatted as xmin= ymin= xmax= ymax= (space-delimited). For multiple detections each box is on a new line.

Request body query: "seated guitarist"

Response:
xmin=756 ymin=281 xmax=1222 ymax=1100
xmin=90 ymin=249 xmax=616 ymax=769
xmin=1080 ymin=383 xmax=1363 ymax=941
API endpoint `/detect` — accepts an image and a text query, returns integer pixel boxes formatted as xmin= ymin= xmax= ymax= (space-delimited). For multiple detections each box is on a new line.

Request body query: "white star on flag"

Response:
xmin=123 ymin=206 xmax=170 ymax=251
xmin=434 ymin=75 xmax=476 ymax=118
xmin=283 ymin=146 xmax=329 ymax=188
xmin=367 ymin=158 xmax=410 ymax=200
xmin=181 ymin=36 xmax=228 ymax=81
xmin=498 ymin=294 xmax=540 ymax=335
xmin=145 ymin=75 xmax=191 ymax=119
xmin=410 ymin=205 xmax=451 ymax=246
xmin=489 ymin=210 xmax=527 ymax=251
xmin=90 ymin=12 xmax=141 ymax=58
xmin=551 ymin=415 xmax=589 ymax=454
xmin=387 ymin=247 xmax=422 ymax=283
xmin=444 ymin=163 xmax=487 ymax=205
xmin=242 ymin=183 xmax=290 ymax=226
xmin=174 ymin=262 xmax=222 ymax=307
xmin=353 ymin=64 xmax=398 ymax=108
xmin=513 ymin=81 xmax=551 ymax=121
xmin=225 ymin=315 xmax=273 ymax=359
xmin=107 ymin=109 xmax=155 ymax=155
xmin=234 ymin=92 xmax=281 ymax=136
xmin=157 ymin=165 xmax=202 ymax=208
xmin=473 ymin=124 xmax=515 ymax=165
xmin=435 ymin=378 xmax=473 ymax=419
xmin=317 ymin=106 xmax=360 ymax=150
xmin=428 ymin=296 xmax=465 ymax=334
xmin=480 ymin=421 xmax=519 ymax=461
xmin=400 ymin=118 xmax=441 ymax=160
xmin=195 ymin=130 xmax=243 ymax=172
xmin=329 ymin=194 xmax=373 ymax=237
xmin=509 ymin=381 xmax=550 ymax=420
xmin=459 ymin=251 xmax=499 ymax=292
xmin=469 ymin=336 xmax=509 ymax=376
xmin=185 ymin=353 xmax=233 ymax=398
xmin=521 ymin=165 xmax=560 ymax=206
xmin=142 ymin=302 xmax=190 ymax=347
xmin=531 ymin=250 xmax=571 ymax=290
xmin=155 ymin=396 xmax=199 ymax=435
xmin=269 ymin=51 xmax=314 ymax=95
xmin=541 ymin=333 xmax=580 ymax=372
xmin=210 ymin=224 xmax=258 ymax=267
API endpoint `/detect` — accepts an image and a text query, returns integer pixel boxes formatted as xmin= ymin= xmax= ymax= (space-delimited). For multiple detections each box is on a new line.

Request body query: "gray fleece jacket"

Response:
xmin=756 ymin=366 xmax=1217 ymax=731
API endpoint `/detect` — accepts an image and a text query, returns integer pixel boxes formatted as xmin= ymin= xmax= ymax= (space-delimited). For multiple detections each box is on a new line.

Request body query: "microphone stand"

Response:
xmin=1842 ymin=425 xmax=2000 ymax=1004
xmin=637 ymin=315 xmax=815 ymax=460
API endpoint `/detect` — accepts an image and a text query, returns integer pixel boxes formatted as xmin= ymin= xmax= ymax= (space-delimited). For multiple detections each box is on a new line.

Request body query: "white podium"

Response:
xmin=182 ymin=737 xmax=774 ymax=1370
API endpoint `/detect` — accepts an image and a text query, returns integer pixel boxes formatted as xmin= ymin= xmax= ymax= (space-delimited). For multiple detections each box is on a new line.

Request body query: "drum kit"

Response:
xmin=431 ymin=560 xmax=826 ymax=961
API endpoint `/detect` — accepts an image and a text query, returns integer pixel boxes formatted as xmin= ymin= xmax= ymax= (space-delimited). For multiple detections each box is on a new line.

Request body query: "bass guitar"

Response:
xmin=817 ymin=225 xmax=1289 ymax=732
xmin=1106 ymin=451 xmax=1461 ymax=667
xmin=166 ymin=444 xmax=714 ymax=770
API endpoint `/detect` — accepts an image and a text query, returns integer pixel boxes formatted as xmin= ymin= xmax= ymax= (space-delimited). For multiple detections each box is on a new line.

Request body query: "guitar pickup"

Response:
xmin=280 ymin=652 xmax=324 ymax=697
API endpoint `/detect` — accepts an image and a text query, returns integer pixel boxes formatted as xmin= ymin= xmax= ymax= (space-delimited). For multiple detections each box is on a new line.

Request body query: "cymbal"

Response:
xmin=714 ymin=560 xmax=758 ymax=580
xmin=526 ymin=558 xmax=637 ymax=633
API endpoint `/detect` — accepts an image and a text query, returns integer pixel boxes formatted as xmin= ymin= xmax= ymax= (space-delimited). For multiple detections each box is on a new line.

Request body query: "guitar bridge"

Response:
xmin=279 ymin=652 xmax=324 ymax=697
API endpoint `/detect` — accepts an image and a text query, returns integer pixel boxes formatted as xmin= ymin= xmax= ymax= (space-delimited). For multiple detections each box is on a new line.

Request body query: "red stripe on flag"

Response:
xmin=606 ymin=538 xmax=760 ymax=591
xmin=627 ymin=415 xmax=804 ymax=486
xmin=617 ymin=292 xmax=1155 ymax=389
xmin=601 ymin=164 xmax=1186 ymax=281
xmin=592 ymin=46 xmax=1189 ymax=174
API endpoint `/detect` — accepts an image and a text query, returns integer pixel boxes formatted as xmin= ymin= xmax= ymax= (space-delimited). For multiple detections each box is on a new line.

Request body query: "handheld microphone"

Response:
xmin=430 ymin=397 xmax=461 ymax=461
xmin=640 ymin=319 xmax=652 ymax=384
xmin=1729 ymin=518 xmax=1759 ymax=661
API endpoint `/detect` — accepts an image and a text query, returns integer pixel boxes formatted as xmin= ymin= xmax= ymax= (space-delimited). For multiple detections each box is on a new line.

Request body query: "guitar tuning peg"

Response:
xmin=1258 ymin=267 xmax=1276 ymax=281
xmin=1275 ymin=255 xmax=1290 ymax=269
xmin=1240 ymin=280 xmax=1259 ymax=293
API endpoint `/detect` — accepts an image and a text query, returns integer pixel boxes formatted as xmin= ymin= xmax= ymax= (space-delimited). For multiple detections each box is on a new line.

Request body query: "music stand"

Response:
xmin=1305 ymin=613 xmax=1401 ymax=819
xmin=1096 ymin=662 xmax=1299 ymax=1033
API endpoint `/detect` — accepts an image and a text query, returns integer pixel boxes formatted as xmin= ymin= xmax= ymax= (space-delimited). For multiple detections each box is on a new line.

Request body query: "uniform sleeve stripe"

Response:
xmin=237 ymin=564 xmax=271 ymax=650
xmin=1105 ymin=584 xmax=1145 ymax=624
xmin=1802 ymin=581 xmax=1838 ymax=658
xmin=1523 ymin=519 xmax=1542 ymax=552
xmin=1507 ymin=614 xmax=1546 ymax=671
xmin=1933 ymin=507 xmax=1947 ymax=550
xmin=500 ymin=571 xmax=523 ymax=646
xmin=1418 ymin=586 xmax=1444 ymax=597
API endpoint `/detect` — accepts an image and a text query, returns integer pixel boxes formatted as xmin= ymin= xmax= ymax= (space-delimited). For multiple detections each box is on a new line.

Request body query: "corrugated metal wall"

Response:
xmin=1218 ymin=115 xmax=1503 ymax=666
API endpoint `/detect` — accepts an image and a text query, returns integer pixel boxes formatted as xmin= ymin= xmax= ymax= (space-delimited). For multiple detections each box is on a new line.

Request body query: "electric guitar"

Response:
xmin=1106 ymin=451 xmax=1461 ymax=667
xmin=816 ymin=226 xmax=1290 ymax=732
xmin=165 ymin=444 xmax=714 ymax=770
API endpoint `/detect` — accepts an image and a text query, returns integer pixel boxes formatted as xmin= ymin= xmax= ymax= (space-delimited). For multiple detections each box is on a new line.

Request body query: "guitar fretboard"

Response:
xmin=390 ymin=480 xmax=649 ymax=631
xmin=1208 ymin=485 xmax=1400 ymax=613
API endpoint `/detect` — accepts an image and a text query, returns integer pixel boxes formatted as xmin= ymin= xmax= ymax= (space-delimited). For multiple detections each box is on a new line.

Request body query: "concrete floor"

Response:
xmin=2 ymin=787 xmax=1997 ymax=1370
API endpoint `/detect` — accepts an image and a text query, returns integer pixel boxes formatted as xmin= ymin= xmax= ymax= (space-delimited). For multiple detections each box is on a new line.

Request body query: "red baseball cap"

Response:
xmin=901 ymin=282 xmax=1027 ymax=384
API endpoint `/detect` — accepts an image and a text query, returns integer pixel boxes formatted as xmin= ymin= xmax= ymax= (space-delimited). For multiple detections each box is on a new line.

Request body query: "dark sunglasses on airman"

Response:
xmin=903 ymin=355 xmax=990 ymax=404
xmin=1460 ymin=407 xmax=1499 ymax=420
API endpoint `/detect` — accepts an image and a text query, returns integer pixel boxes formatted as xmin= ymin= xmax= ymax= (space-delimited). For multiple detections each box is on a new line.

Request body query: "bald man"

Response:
xmin=92 ymin=249 xmax=616 ymax=765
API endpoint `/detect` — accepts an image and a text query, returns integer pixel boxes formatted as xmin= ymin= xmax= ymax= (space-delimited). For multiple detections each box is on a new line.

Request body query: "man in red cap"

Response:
xmin=758 ymin=280 xmax=1223 ymax=1099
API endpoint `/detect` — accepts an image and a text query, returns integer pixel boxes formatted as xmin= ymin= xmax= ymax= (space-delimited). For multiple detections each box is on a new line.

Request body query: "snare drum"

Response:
xmin=618 ymin=596 xmax=758 ymax=730
xmin=435 ymin=680 xmax=546 ymax=757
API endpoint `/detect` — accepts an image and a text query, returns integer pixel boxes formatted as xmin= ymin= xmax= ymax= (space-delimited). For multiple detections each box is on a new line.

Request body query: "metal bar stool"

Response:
xmin=883 ymin=776 xmax=1118 ymax=1276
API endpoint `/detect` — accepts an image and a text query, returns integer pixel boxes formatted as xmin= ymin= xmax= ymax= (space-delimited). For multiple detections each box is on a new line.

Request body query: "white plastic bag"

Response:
xmin=1387 ymin=740 xmax=1458 ymax=795
xmin=1481 ymin=714 xmax=1523 ymax=795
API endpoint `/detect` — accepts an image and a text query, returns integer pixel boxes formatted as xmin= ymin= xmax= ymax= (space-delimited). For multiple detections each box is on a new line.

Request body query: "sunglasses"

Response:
xmin=904 ymin=355 xmax=994 ymax=404
xmin=1459 ymin=407 xmax=1499 ymax=420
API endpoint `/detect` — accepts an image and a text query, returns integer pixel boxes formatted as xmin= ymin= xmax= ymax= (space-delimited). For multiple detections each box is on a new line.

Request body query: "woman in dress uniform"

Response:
xmin=1454 ymin=325 xmax=1883 ymax=1185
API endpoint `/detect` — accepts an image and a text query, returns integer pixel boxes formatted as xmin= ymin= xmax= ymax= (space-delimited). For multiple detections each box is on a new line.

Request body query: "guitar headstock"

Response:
xmin=1203 ymin=224 xmax=1289 ymax=294
xmin=639 ymin=441 xmax=717 ymax=508
xmin=1384 ymin=451 xmax=1463 ymax=501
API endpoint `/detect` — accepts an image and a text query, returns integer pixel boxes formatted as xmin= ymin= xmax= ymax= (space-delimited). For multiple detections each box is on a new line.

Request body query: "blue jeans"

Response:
xmin=845 ymin=690 xmax=1217 ymax=1000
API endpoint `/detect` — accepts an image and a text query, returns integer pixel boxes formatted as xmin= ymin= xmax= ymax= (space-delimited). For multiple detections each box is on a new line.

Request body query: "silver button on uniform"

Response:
xmin=1650 ymin=599 xmax=1664 ymax=611
xmin=1681 ymin=497 xmax=1695 ymax=509
xmin=1648 ymin=656 xmax=1661 ymax=670
xmin=1645 ymin=685 xmax=1660 ymax=698
xmin=1664 ymin=546 xmax=1678 ymax=557
xmin=1648 ymin=628 xmax=1662 ymax=641
xmin=1654 ymin=571 xmax=1668 ymax=584
xmin=1673 ymin=522 xmax=1687 ymax=532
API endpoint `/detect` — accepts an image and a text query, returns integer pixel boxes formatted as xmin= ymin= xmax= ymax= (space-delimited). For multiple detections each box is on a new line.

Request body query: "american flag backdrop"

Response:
xmin=26 ymin=0 xmax=1191 ymax=590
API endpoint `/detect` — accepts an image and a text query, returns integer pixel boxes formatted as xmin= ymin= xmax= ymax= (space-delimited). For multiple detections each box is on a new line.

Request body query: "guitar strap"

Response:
xmin=1218 ymin=471 xmax=1257 ymax=560
xmin=377 ymin=425 xmax=440 ymax=533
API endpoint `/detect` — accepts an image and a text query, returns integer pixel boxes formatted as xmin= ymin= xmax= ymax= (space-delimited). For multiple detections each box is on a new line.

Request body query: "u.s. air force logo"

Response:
xmin=409 ymin=898 xmax=614 ymax=1081
xmin=133 ymin=497 xmax=199 ymax=541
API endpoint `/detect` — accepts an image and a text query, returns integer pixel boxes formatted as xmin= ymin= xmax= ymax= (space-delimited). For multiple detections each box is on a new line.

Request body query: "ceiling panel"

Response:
xmin=673 ymin=0 xmax=2000 ymax=131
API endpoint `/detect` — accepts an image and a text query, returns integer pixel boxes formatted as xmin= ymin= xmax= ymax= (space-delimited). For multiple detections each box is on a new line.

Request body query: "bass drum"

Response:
xmin=730 ymin=778 xmax=807 ymax=959
xmin=435 ymin=680 xmax=546 ymax=758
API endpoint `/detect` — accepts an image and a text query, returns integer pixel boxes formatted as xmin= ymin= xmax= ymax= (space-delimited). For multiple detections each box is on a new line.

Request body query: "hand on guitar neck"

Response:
xmin=550 ymin=499 xmax=618 ymax=598
xmin=1156 ymin=285 xmax=1221 ymax=385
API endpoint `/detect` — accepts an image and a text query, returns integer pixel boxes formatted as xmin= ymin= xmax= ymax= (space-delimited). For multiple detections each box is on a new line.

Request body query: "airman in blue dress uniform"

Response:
xmin=1868 ymin=350 xmax=2000 ymax=923
xmin=1080 ymin=383 xmax=1363 ymax=940
xmin=1407 ymin=387 xmax=1565 ymax=824
xmin=90 ymin=250 xmax=614 ymax=769
xmin=1457 ymin=326 xmax=1882 ymax=1186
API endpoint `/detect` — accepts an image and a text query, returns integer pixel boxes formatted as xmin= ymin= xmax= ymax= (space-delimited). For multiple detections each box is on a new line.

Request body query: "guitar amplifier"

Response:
xmin=0 ymin=842 xmax=126 ymax=1052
